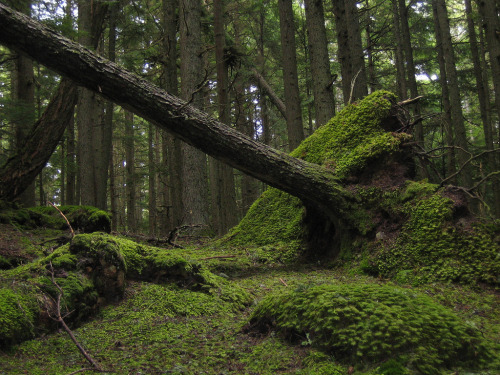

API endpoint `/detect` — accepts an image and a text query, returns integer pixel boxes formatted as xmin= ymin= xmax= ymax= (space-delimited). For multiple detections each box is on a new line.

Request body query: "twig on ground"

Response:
xmin=279 ymin=278 xmax=288 ymax=287
xmin=47 ymin=262 xmax=106 ymax=373
xmin=48 ymin=202 xmax=75 ymax=239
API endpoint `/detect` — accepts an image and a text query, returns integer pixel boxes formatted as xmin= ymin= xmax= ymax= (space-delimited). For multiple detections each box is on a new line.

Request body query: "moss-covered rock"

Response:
xmin=249 ymin=283 xmax=497 ymax=373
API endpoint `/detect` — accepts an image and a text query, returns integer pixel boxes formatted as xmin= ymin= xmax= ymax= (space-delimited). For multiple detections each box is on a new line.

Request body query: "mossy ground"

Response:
xmin=1 ymin=92 xmax=499 ymax=373
xmin=0 ymin=231 xmax=498 ymax=374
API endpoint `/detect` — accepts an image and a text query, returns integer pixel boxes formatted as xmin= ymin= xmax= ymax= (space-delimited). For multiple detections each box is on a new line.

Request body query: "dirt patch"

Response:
xmin=0 ymin=224 xmax=35 ymax=266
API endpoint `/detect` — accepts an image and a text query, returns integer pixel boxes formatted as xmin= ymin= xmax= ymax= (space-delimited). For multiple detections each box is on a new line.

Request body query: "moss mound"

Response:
xmin=249 ymin=283 xmax=497 ymax=373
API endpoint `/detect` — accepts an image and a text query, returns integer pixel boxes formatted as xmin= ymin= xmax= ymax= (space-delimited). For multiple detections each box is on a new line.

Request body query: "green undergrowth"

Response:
xmin=358 ymin=181 xmax=500 ymax=286
xmin=0 ymin=204 xmax=111 ymax=233
xmin=249 ymin=283 xmax=498 ymax=374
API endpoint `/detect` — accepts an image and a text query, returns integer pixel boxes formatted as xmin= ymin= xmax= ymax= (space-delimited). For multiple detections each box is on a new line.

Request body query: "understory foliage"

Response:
xmin=249 ymin=283 xmax=496 ymax=374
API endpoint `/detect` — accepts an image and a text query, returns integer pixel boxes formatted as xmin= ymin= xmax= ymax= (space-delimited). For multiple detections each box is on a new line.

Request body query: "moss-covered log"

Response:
xmin=0 ymin=232 xmax=250 ymax=348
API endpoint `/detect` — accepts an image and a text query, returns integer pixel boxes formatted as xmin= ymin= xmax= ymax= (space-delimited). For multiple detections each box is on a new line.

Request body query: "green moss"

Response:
xmin=0 ymin=286 xmax=39 ymax=347
xmin=369 ymin=185 xmax=500 ymax=285
xmin=291 ymin=91 xmax=406 ymax=179
xmin=249 ymin=283 xmax=496 ymax=373
xmin=222 ymin=91 xmax=408 ymax=253
xmin=224 ymin=188 xmax=305 ymax=251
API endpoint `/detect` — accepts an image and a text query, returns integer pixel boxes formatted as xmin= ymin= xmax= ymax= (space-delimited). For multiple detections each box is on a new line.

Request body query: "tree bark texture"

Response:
xmin=179 ymin=0 xmax=209 ymax=227
xmin=278 ymin=0 xmax=304 ymax=151
xmin=304 ymin=0 xmax=336 ymax=127
xmin=0 ymin=3 xmax=358 ymax=226
xmin=434 ymin=0 xmax=472 ymax=188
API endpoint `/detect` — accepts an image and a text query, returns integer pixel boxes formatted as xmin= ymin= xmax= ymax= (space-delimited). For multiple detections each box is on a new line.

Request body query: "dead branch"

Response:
xmin=279 ymin=278 xmax=288 ymax=287
xmin=48 ymin=202 xmax=75 ymax=239
xmin=47 ymin=262 xmax=105 ymax=373
xmin=397 ymin=96 xmax=423 ymax=106
xmin=166 ymin=224 xmax=205 ymax=248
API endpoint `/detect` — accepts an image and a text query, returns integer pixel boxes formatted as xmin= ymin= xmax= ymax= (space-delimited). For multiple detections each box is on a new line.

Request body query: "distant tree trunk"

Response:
xmin=304 ymin=0 xmax=336 ymax=128
xmin=331 ymin=0 xmax=367 ymax=103
xmin=466 ymin=0 xmax=499 ymax=215
xmin=148 ymin=123 xmax=157 ymax=236
xmin=392 ymin=0 xmax=407 ymax=100
xmin=11 ymin=0 xmax=35 ymax=206
xmin=76 ymin=0 xmax=108 ymax=208
xmin=278 ymin=0 xmax=304 ymax=151
xmin=161 ymin=0 xmax=182 ymax=233
xmin=179 ymin=0 xmax=209 ymax=227
xmin=124 ymin=110 xmax=136 ymax=232
xmin=434 ymin=0 xmax=472 ymax=188
xmin=211 ymin=0 xmax=238 ymax=235
xmin=397 ymin=0 xmax=423 ymax=148
xmin=478 ymin=0 xmax=500 ymax=134
xmin=432 ymin=1 xmax=456 ymax=182
xmin=345 ymin=0 xmax=368 ymax=101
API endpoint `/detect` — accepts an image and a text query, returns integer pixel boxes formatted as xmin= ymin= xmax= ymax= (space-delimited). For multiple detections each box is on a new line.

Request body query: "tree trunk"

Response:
xmin=0 ymin=79 xmax=78 ymax=201
xmin=179 ymin=0 xmax=209 ymax=227
xmin=434 ymin=0 xmax=472 ymax=188
xmin=465 ymin=0 xmax=500 ymax=216
xmin=344 ymin=0 xmax=368 ymax=101
xmin=304 ymin=0 xmax=336 ymax=128
xmin=148 ymin=123 xmax=157 ymax=236
xmin=0 ymin=3 xmax=360 ymax=228
xmin=124 ymin=110 xmax=136 ymax=232
xmin=212 ymin=0 xmax=238 ymax=235
xmin=432 ymin=1 xmax=456 ymax=182
xmin=11 ymin=0 xmax=36 ymax=206
xmin=392 ymin=0 xmax=407 ymax=100
xmin=398 ymin=0 xmax=423 ymax=148
xmin=278 ymin=0 xmax=304 ymax=151
xmin=161 ymin=0 xmax=182 ymax=232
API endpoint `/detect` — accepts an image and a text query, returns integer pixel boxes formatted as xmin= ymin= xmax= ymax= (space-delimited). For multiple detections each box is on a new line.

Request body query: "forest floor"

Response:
xmin=0 ymin=224 xmax=499 ymax=375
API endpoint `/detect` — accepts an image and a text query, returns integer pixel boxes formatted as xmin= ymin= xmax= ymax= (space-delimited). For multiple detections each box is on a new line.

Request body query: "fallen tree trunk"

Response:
xmin=0 ymin=3 xmax=358 ymax=226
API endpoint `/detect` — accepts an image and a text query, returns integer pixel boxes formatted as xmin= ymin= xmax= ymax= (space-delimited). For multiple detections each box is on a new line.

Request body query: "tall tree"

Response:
xmin=433 ymin=0 xmax=472 ymax=188
xmin=179 ymin=0 xmax=209 ymax=227
xmin=211 ymin=0 xmax=238 ymax=235
xmin=10 ymin=0 xmax=36 ymax=206
xmin=397 ymin=0 xmax=423 ymax=148
xmin=331 ymin=0 xmax=368 ymax=104
xmin=124 ymin=110 xmax=136 ymax=232
xmin=304 ymin=0 xmax=336 ymax=128
xmin=278 ymin=0 xmax=304 ymax=150
xmin=466 ymin=0 xmax=499 ymax=215
xmin=76 ymin=0 xmax=108 ymax=208
xmin=161 ymin=0 xmax=182 ymax=232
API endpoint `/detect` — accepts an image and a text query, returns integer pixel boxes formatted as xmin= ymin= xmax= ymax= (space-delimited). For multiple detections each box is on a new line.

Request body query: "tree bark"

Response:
xmin=179 ymin=0 xmax=209 ymax=227
xmin=304 ymin=0 xmax=336 ymax=127
xmin=0 ymin=79 xmax=78 ymax=201
xmin=212 ymin=0 xmax=238 ymax=235
xmin=0 ymin=3 xmax=358 ymax=226
xmin=434 ymin=0 xmax=472 ymax=188
xmin=278 ymin=0 xmax=304 ymax=151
